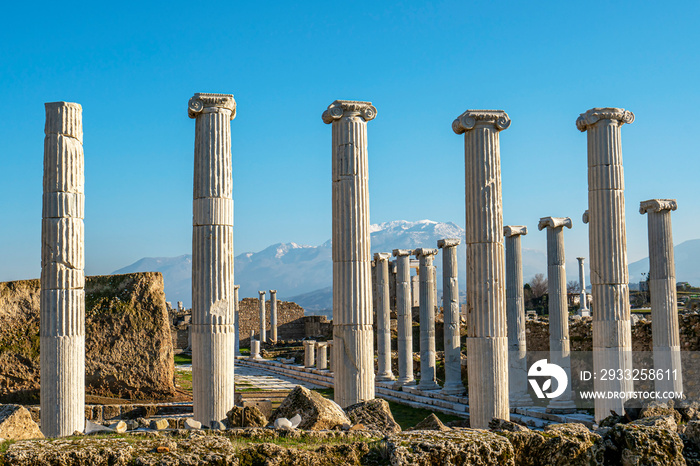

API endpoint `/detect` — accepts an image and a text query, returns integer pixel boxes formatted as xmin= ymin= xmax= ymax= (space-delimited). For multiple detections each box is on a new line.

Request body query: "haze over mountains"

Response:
xmin=114 ymin=220 xmax=700 ymax=311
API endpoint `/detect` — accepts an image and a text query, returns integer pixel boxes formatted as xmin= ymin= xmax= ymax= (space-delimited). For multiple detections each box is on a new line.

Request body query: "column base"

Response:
xmin=417 ymin=380 xmax=441 ymax=390
xmin=441 ymin=383 xmax=465 ymax=396
xmin=578 ymin=308 xmax=591 ymax=317
xmin=509 ymin=393 xmax=532 ymax=407
xmin=394 ymin=378 xmax=415 ymax=389
xmin=376 ymin=373 xmax=396 ymax=382
xmin=546 ymin=399 xmax=577 ymax=414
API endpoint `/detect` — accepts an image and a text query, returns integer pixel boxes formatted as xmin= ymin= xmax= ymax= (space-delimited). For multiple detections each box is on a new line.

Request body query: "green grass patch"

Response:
xmin=175 ymin=370 xmax=192 ymax=391
xmin=174 ymin=353 xmax=192 ymax=365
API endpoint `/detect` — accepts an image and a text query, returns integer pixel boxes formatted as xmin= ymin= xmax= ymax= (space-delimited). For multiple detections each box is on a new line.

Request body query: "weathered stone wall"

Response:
xmin=0 ymin=272 xmax=175 ymax=402
xmin=238 ymin=298 xmax=305 ymax=345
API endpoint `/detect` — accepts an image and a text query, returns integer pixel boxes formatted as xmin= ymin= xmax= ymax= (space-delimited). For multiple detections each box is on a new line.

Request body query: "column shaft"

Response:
xmin=270 ymin=290 xmax=278 ymax=342
xmin=416 ymin=249 xmax=440 ymax=390
xmin=454 ymin=110 xmax=511 ymax=427
xmin=577 ymin=108 xmax=634 ymax=421
xmin=375 ymin=253 xmax=395 ymax=381
xmin=439 ymin=239 xmax=464 ymax=395
xmin=324 ymin=100 xmax=376 ymax=407
xmin=577 ymin=258 xmax=588 ymax=312
xmin=539 ymin=217 xmax=576 ymax=411
xmin=189 ymin=93 xmax=236 ymax=427
xmin=41 ymin=101 xmax=85 ymax=438
xmin=234 ymin=285 xmax=240 ymax=356
xmin=393 ymin=251 xmax=414 ymax=385
xmin=258 ymin=291 xmax=266 ymax=343
xmin=641 ymin=200 xmax=683 ymax=395
xmin=504 ymin=227 xmax=528 ymax=406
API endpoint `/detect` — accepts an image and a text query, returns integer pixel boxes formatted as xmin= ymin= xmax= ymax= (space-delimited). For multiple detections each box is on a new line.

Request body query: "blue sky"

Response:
xmin=1 ymin=1 xmax=699 ymax=282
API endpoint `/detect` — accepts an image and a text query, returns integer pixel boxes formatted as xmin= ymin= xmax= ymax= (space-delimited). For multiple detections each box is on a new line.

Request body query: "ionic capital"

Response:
xmin=258 ymin=291 xmax=266 ymax=298
xmin=393 ymin=249 xmax=412 ymax=257
xmin=538 ymin=217 xmax=572 ymax=231
xmin=582 ymin=210 xmax=590 ymax=224
xmin=640 ymin=199 xmax=677 ymax=215
xmin=452 ymin=109 xmax=510 ymax=134
xmin=437 ymin=238 xmax=461 ymax=249
xmin=503 ymin=225 xmax=528 ymax=238
xmin=374 ymin=252 xmax=392 ymax=262
xmin=322 ymin=100 xmax=377 ymax=124
xmin=234 ymin=284 xmax=240 ymax=290
xmin=413 ymin=248 xmax=439 ymax=257
xmin=576 ymin=107 xmax=634 ymax=132
xmin=269 ymin=289 xmax=277 ymax=294
xmin=576 ymin=257 xmax=585 ymax=262
xmin=188 ymin=93 xmax=236 ymax=120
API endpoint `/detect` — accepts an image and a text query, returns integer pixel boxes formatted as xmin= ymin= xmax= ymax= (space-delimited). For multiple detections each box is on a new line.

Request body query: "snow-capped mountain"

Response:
xmin=112 ymin=220 xmax=554 ymax=309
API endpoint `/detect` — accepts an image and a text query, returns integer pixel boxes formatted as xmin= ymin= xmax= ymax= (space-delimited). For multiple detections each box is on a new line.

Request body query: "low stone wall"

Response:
xmin=0 ymin=272 xmax=176 ymax=402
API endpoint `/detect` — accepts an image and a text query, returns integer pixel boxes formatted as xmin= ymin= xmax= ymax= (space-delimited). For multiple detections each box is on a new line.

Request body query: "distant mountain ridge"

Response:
xmin=114 ymin=220 xmax=700 ymax=311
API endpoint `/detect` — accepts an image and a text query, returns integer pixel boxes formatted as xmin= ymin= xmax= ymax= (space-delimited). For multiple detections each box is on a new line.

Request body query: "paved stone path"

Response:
xmin=175 ymin=361 xmax=322 ymax=391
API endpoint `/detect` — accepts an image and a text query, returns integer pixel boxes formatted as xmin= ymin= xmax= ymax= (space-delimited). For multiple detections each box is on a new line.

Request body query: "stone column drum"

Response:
xmin=393 ymin=249 xmax=415 ymax=386
xmin=41 ymin=101 xmax=85 ymax=438
xmin=189 ymin=93 xmax=236 ymax=427
xmin=258 ymin=291 xmax=266 ymax=343
xmin=374 ymin=253 xmax=395 ymax=381
xmin=577 ymin=107 xmax=635 ymax=421
xmin=503 ymin=226 xmax=529 ymax=406
xmin=250 ymin=340 xmax=261 ymax=360
xmin=538 ymin=217 xmax=576 ymax=412
xmin=415 ymin=248 xmax=440 ymax=390
xmin=438 ymin=239 xmax=464 ymax=395
xmin=234 ymin=285 xmax=240 ymax=356
xmin=304 ymin=340 xmax=317 ymax=368
xmin=577 ymin=258 xmax=590 ymax=317
xmin=317 ymin=342 xmax=329 ymax=370
xmin=323 ymin=100 xmax=377 ymax=407
xmin=453 ymin=109 xmax=511 ymax=427
xmin=270 ymin=290 xmax=278 ymax=343
xmin=640 ymin=199 xmax=683 ymax=396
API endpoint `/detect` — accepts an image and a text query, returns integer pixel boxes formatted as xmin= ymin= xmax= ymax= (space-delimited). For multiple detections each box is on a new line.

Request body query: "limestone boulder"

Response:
xmin=0 ymin=273 xmax=175 ymax=402
xmin=639 ymin=400 xmax=682 ymax=425
xmin=226 ymin=405 xmax=268 ymax=428
xmin=629 ymin=414 xmax=677 ymax=432
xmin=344 ymin=399 xmax=401 ymax=435
xmin=387 ymin=429 xmax=514 ymax=465
xmin=270 ymin=386 xmax=349 ymax=431
xmin=0 ymin=405 xmax=44 ymax=440
xmin=538 ymin=423 xmax=604 ymax=466
xmin=406 ymin=413 xmax=450 ymax=432
xmin=605 ymin=423 xmax=685 ymax=465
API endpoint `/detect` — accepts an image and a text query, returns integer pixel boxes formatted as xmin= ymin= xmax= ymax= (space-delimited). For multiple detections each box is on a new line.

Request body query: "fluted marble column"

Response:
xmin=453 ymin=109 xmax=510 ymax=427
xmin=438 ymin=239 xmax=464 ymax=395
xmin=234 ymin=285 xmax=240 ymax=356
xmin=415 ymin=249 xmax=440 ymax=390
xmin=374 ymin=253 xmax=395 ymax=381
xmin=258 ymin=291 xmax=266 ymax=343
xmin=504 ymin=226 xmax=529 ymax=406
xmin=323 ymin=100 xmax=376 ymax=407
xmin=393 ymin=249 xmax=414 ymax=386
xmin=41 ymin=101 xmax=85 ymax=437
xmin=304 ymin=340 xmax=316 ymax=368
xmin=317 ymin=342 xmax=329 ymax=370
xmin=189 ymin=93 xmax=236 ymax=427
xmin=577 ymin=107 xmax=635 ymax=421
xmin=270 ymin=290 xmax=278 ymax=343
xmin=577 ymin=258 xmax=590 ymax=316
xmin=538 ymin=217 xmax=576 ymax=412
xmin=640 ymin=199 xmax=683 ymax=397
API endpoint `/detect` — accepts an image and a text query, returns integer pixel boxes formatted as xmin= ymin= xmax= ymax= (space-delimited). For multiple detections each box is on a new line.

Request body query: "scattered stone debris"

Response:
xmin=226 ymin=405 xmax=268 ymax=428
